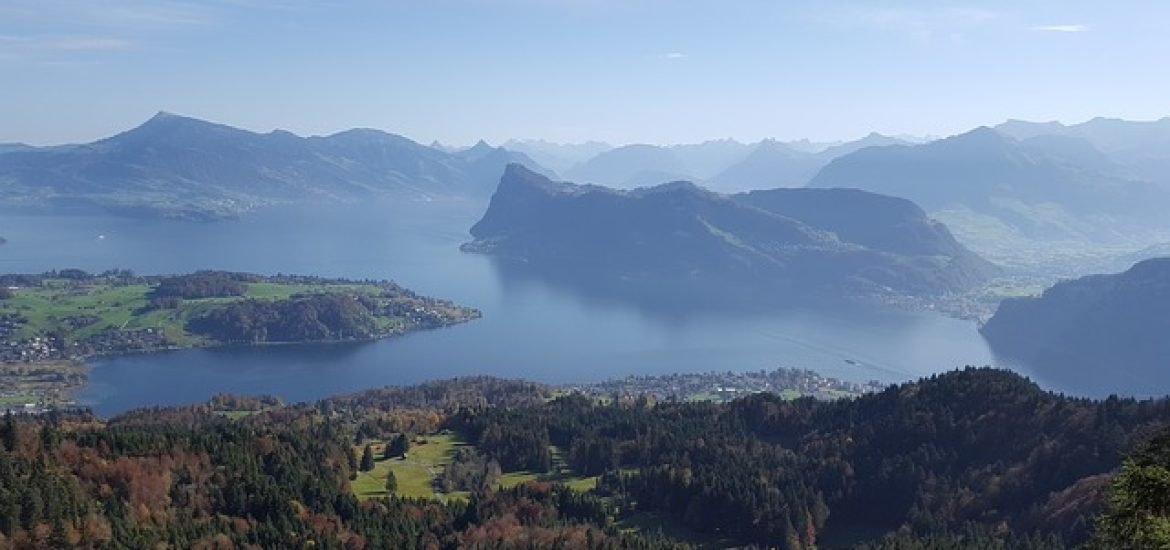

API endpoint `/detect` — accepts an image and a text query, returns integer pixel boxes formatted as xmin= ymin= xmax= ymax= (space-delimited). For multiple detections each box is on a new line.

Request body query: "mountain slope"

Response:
xmin=709 ymin=139 xmax=824 ymax=191
xmin=0 ymin=112 xmax=551 ymax=219
xmin=503 ymin=139 xmax=612 ymax=174
xmin=981 ymin=257 xmax=1170 ymax=396
xmin=709 ymin=134 xmax=909 ymax=193
xmin=465 ymin=164 xmax=997 ymax=301
xmin=997 ymin=117 xmax=1170 ymax=184
xmin=563 ymin=144 xmax=693 ymax=188
xmin=807 ymin=127 xmax=1170 ymax=255
xmin=670 ymin=139 xmax=755 ymax=178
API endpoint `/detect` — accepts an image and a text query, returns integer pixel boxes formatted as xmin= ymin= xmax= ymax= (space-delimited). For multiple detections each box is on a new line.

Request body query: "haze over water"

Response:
xmin=0 ymin=199 xmax=998 ymax=416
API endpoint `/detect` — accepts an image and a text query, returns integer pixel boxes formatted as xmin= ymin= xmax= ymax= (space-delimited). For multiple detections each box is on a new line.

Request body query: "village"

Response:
xmin=565 ymin=367 xmax=887 ymax=404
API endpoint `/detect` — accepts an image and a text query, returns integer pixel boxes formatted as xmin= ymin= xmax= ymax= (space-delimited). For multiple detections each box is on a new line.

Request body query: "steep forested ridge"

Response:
xmin=981 ymin=257 xmax=1170 ymax=396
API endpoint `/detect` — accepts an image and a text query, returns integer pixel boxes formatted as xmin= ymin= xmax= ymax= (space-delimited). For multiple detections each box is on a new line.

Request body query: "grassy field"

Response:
xmin=982 ymin=281 xmax=1047 ymax=298
xmin=244 ymin=282 xmax=376 ymax=300
xmin=0 ymin=394 xmax=37 ymax=405
xmin=353 ymin=433 xmax=472 ymax=501
xmin=0 ymin=278 xmax=394 ymax=345
xmin=351 ymin=434 xmax=598 ymax=501
xmin=496 ymin=445 xmax=599 ymax=492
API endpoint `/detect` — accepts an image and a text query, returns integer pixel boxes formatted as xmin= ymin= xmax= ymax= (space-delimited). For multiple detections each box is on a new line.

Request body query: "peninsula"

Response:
xmin=0 ymin=270 xmax=480 ymax=407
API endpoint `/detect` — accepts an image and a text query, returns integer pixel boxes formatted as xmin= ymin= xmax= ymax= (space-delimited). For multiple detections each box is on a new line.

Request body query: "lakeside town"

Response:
xmin=564 ymin=367 xmax=888 ymax=404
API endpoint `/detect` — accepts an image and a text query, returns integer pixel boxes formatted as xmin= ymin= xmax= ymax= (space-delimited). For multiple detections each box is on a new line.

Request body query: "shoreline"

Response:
xmin=2 ymin=313 xmax=481 ymax=410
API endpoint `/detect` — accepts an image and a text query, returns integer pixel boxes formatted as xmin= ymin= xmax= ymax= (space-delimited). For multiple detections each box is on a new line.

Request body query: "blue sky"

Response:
xmin=2 ymin=0 xmax=1168 ymax=146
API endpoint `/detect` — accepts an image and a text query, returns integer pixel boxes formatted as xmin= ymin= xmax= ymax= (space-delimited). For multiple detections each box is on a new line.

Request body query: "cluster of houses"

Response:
xmin=1 ymin=336 xmax=61 ymax=363
xmin=1 ymin=327 xmax=171 ymax=364
xmin=1 ymin=402 xmax=53 ymax=415
xmin=72 ymin=328 xmax=171 ymax=357
xmin=0 ymin=314 xmax=24 ymax=340
xmin=570 ymin=368 xmax=888 ymax=403
xmin=382 ymin=301 xmax=479 ymax=332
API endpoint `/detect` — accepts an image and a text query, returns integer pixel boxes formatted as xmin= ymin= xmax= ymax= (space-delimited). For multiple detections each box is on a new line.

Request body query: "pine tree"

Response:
xmin=384 ymin=434 xmax=409 ymax=460
xmin=384 ymin=470 xmax=398 ymax=494
xmin=1 ymin=413 xmax=14 ymax=452
xmin=360 ymin=445 xmax=375 ymax=472
xmin=347 ymin=447 xmax=359 ymax=480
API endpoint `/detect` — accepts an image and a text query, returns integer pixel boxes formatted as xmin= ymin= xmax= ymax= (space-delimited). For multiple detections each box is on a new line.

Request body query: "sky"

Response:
xmin=2 ymin=0 xmax=1168 ymax=146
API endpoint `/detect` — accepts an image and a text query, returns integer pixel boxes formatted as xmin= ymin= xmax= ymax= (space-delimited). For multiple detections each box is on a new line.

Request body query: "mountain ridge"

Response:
xmin=465 ymin=164 xmax=998 ymax=301
xmin=807 ymin=126 xmax=1170 ymax=258
xmin=0 ymin=112 xmax=552 ymax=220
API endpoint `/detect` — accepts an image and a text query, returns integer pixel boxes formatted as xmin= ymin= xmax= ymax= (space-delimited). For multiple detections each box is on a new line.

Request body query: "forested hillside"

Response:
xmin=1 ymin=369 xmax=1166 ymax=548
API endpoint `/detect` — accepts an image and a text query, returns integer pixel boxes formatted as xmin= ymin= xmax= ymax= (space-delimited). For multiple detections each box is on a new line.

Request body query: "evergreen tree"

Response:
xmin=360 ymin=444 xmax=375 ymax=472
xmin=1 ymin=412 xmax=14 ymax=452
xmin=347 ymin=447 xmax=359 ymax=480
xmin=385 ymin=470 xmax=398 ymax=494
xmin=1091 ymin=428 xmax=1170 ymax=548
xmin=385 ymin=434 xmax=409 ymax=459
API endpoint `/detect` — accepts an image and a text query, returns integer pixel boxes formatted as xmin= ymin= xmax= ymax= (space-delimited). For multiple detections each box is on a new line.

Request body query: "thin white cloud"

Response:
xmin=664 ymin=52 xmax=687 ymax=60
xmin=1032 ymin=24 xmax=1088 ymax=32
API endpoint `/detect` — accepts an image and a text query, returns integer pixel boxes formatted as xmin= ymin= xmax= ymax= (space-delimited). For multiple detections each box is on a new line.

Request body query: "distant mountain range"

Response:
xmin=560 ymin=134 xmax=910 ymax=192
xmin=808 ymin=127 xmax=1170 ymax=266
xmin=463 ymin=164 xmax=998 ymax=302
xmin=564 ymin=143 xmax=697 ymax=189
xmin=0 ymin=112 xmax=551 ymax=219
xmin=502 ymin=139 xmax=613 ymax=174
xmin=996 ymin=117 xmax=1170 ymax=184
xmin=981 ymin=257 xmax=1170 ymax=396
xmin=6 ymin=111 xmax=1170 ymax=276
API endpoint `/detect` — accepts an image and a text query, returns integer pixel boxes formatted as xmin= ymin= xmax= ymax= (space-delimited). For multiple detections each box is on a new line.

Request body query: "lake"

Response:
xmin=0 ymin=199 xmax=1005 ymax=416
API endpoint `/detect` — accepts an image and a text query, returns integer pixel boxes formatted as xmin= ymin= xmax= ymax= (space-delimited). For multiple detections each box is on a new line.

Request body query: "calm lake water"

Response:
xmin=0 ymin=199 xmax=1005 ymax=416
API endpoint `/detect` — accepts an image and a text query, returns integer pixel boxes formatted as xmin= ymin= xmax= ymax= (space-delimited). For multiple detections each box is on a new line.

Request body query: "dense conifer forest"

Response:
xmin=0 ymin=369 xmax=1167 ymax=548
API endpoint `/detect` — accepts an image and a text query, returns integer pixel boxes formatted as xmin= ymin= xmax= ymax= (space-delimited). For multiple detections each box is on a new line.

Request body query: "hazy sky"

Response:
xmin=2 ymin=0 xmax=1168 ymax=146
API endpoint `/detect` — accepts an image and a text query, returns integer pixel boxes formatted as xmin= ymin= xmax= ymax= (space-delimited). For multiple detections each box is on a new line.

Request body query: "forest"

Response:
xmin=0 ymin=368 xmax=1167 ymax=549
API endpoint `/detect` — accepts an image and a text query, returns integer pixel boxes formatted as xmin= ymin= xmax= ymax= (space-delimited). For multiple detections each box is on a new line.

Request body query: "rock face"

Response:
xmin=0 ymin=112 xmax=552 ymax=219
xmin=981 ymin=257 xmax=1170 ymax=396
xmin=465 ymin=164 xmax=998 ymax=301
